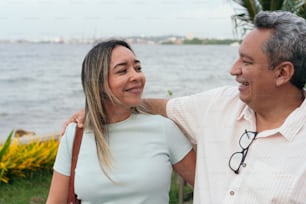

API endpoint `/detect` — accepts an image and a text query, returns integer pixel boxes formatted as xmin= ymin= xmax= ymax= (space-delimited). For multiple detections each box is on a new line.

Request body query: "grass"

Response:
xmin=0 ymin=170 xmax=192 ymax=204
xmin=169 ymin=175 xmax=193 ymax=204
xmin=0 ymin=169 xmax=53 ymax=204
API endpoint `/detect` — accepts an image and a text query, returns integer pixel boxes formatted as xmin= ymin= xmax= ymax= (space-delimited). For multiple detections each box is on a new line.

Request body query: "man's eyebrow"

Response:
xmin=239 ymin=52 xmax=254 ymax=61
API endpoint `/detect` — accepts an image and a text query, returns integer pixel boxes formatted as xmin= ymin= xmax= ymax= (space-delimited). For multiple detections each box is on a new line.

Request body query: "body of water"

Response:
xmin=0 ymin=43 xmax=238 ymax=140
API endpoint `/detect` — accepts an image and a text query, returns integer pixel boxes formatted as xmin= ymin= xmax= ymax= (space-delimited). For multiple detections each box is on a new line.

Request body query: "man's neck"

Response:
xmin=254 ymin=89 xmax=305 ymax=132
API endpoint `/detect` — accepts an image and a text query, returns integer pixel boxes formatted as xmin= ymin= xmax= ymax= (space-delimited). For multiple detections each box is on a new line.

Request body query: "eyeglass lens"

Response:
xmin=229 ymin=152 xmax=244 ymax=171
xmin=240 ymin=130 xmax=256 ymax=149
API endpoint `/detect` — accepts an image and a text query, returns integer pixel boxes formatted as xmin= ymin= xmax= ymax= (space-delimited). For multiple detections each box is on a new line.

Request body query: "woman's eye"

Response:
xmin=135 ymin=66 xmax=142 ymax=72
xmin=118 ymin=69 xmax=127 ymax=74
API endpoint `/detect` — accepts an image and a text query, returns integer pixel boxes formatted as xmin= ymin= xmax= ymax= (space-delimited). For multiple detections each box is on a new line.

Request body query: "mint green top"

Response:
xmin=54 ymin=114 xmax=192 ymax=204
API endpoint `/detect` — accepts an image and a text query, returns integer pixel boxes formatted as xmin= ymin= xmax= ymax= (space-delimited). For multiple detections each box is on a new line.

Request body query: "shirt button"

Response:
xmin=242 ymin=163 xmax=247 ymax=168
xmin=230 ymin=190 xmax=235 ymax=196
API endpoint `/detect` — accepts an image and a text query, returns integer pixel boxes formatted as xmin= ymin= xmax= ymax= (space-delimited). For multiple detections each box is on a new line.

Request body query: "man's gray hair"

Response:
xmin=255 ymin=11 xmax=306 ymax=88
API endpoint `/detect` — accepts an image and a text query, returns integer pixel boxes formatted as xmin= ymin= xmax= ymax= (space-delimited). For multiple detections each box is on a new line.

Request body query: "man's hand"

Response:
xmin=60 ymin=109 xmax=85 ymax=136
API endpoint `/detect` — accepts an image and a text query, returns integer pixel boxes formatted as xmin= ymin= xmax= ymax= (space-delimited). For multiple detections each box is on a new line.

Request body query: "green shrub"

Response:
xmin=0 ymin=131 xmax=58 ymax=183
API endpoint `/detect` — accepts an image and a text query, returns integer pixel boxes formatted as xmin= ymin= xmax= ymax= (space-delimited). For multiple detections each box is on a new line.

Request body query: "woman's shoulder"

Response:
xmin=61 ymin=123 xmax=77 ymax=142
xmin=65 ymin=123 xmax=77 ymax=135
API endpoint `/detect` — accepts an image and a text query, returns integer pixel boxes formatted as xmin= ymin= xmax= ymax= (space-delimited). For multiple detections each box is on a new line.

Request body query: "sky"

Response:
xmin=0 ymin=0 xmax=237 ymax=40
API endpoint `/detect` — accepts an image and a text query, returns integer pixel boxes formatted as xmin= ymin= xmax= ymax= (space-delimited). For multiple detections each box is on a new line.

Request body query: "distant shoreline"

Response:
xmin=0 ymin=35 xmax=241 ymax=45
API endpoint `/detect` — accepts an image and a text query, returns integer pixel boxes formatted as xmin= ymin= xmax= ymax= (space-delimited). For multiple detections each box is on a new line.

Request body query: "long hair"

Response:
xmin=81 ymin=40 xmax=135 ymax=180
xmin=254 ymin=11 xmax=306 ymax=89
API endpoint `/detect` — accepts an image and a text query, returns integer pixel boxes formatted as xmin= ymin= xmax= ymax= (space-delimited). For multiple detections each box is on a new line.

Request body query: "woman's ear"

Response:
xmin=274 ymin=61 xmax=294 ymax=86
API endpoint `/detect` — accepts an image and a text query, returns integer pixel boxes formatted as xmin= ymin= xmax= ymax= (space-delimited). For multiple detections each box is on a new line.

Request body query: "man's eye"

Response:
xmin=243 ymin=61 xmax=252 ymax=65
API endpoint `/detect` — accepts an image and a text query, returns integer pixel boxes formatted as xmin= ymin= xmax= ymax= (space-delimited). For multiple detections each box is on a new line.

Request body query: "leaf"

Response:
xmin=0 ymin=130 xmax=14 ymax=162
xmin=297 ymin=2 xmax=306 ymax=18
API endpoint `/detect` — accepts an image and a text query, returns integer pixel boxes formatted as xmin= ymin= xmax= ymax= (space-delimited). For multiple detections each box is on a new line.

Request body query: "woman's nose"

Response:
xmin=129 ymin=69 xmax=143 ymax=81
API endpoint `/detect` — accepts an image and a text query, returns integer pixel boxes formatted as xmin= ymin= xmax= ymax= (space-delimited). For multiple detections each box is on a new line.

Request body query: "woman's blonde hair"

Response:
xmin=81 ymin=40 xmax=142 ymax=180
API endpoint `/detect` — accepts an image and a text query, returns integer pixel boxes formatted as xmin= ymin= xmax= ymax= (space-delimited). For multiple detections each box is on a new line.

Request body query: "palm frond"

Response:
xmin=233 ymin=0 xmax=261 ymax=21
xmin=264 ymin=0 xmax=286 ymax=10
xmin=297 ymin=2 xmax=306 ymax=18
xmin=231 ymin=0 xmax=261 ymax=37
xmin=283 ymin=0 xmax=305 ymax=13
xmin=231 ymin=0 xmax=306 ymax=38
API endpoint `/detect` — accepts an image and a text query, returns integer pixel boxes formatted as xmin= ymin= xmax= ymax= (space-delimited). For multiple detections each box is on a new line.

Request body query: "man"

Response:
xmin=143 ymin=11 xmax=306 ymax=203
xmin=65 ymin=11 xmax=306 ymax=203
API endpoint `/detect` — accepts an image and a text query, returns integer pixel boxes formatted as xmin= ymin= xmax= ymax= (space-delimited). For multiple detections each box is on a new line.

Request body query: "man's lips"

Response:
xmin=237 ymin=78 xmax=249 ymax=87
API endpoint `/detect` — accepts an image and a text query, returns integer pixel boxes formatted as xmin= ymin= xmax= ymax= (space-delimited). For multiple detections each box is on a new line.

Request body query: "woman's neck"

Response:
xmin=105 ymin=103 xmax=132 ymax=124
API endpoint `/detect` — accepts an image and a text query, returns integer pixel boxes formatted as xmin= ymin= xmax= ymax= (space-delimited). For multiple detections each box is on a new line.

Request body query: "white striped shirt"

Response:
xmin=167 ymin=86 xmax=306 ymax=204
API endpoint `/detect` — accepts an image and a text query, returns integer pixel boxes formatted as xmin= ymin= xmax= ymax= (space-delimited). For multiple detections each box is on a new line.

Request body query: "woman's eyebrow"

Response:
xmin=113 ymin=59 xmax=141 ymax=70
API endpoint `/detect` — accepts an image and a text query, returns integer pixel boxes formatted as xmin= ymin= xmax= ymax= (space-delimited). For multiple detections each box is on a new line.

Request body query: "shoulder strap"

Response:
xmin=68 ymin=126 xmax=83 ymax=204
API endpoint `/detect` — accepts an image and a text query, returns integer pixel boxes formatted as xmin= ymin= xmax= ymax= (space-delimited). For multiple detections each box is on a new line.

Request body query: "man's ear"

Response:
xmin=274 ymin=61 xmax=294 ymax=86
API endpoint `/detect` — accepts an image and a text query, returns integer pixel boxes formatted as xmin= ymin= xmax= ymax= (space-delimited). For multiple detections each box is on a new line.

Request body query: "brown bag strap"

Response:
xmin=68 ymin=126 xmax=83 ymax=204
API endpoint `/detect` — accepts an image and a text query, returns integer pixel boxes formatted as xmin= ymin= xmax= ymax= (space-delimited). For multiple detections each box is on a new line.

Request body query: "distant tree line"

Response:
xmin=162 ymin=38 xmax=239 ymax=45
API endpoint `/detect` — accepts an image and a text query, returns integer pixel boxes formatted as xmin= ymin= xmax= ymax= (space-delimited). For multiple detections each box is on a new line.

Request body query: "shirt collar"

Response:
xmin=236 ymin=90 xmax=306 ymax=142
xmin=237 ymin=105 xmax=253 ymax=122
xmin=280 ymin=93 xmax=306 ymax=142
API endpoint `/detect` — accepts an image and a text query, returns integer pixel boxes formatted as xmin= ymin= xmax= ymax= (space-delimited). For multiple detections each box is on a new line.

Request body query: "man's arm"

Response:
xmin=60 ymin=98 xmax=169 ymax=136
xmin=142 ymin=98 xmax=169 ymax=117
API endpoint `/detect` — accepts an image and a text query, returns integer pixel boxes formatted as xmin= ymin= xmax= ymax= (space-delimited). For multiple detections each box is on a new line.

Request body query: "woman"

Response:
xmin=46 ymin=40 xmax=196 ymax=204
